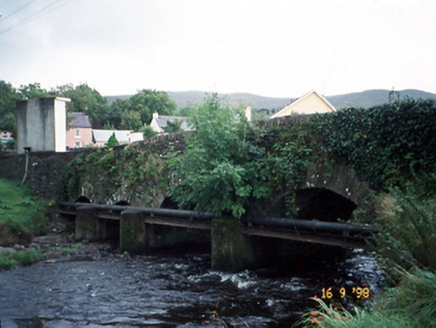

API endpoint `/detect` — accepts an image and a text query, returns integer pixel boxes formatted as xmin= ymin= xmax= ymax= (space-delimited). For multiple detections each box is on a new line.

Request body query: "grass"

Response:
xmin=0 ymin=249 xmax=43 ymax=270
xmin=0 ymin=178 xmax=48 ymax=235
xmin=296 ymin=269 xmax=436 ymax=328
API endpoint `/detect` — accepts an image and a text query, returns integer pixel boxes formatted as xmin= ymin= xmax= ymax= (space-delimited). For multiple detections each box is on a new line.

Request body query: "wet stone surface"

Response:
xmin=0 ymin=243 xmax=383 ymax=328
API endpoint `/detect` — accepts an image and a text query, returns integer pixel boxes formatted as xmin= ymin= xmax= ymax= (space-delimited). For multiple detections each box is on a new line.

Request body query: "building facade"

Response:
xmin=66 ymin=112 xmax=93 ymax=149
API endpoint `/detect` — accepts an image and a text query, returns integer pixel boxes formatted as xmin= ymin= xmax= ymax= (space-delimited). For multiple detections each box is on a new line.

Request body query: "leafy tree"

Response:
xmin=0 ymin=81 xmax=21 ymax=136
xmin=141 ymin=125 xmax=158 ymax=138
xmin=19 ymin=82 xmax=53 ymax=99
xmin=125 ymin=89 xmax=176 ymax=125
xmin=178 ymin=104 xmax=197 ymax=117
xmin=59 ymin=84 xmax=110 ymax=128
xmin=107 ymin=98 xmax=126 ymax=129
xmin=106 ymin=133 xmax=119 ymax=147
xmin=163 ymin=120 xmax=182 ymax=133
xmin=168 ymin=94 xmax=268 ymax=218
xmin=120 ymin=110 xmax=142 ymax=131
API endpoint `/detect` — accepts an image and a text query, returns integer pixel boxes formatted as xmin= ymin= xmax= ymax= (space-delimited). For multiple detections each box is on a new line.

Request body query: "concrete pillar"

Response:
xmin=75 ymin=206 xmax=101 ymax=241
xmin=120 ymin=210 xmax=146 ymax=253
xmin=211 ymin=218 xmax=254 ymax=271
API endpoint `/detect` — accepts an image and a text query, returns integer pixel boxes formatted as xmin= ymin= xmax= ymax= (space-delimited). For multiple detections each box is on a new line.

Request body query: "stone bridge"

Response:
xmin=0 ymin=114 xmax=373 ymax=220
xmin=0 ymin=114 xmax=377 ymax=271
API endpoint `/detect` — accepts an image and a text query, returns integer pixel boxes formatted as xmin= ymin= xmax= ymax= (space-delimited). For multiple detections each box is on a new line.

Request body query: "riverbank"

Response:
xmin=0 ymin=177 xmax=121 ymax=270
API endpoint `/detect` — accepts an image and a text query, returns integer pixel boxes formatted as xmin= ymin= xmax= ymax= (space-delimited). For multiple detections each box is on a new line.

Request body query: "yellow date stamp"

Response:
xmin=320 ymin=285 xmax=370 ymax=300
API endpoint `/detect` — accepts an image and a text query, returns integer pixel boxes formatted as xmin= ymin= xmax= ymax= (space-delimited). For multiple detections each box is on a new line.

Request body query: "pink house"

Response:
xmin=0 ymin=131 xmax=14 ymax=148
xmin=66 ymin=112 xmax=93 ymax=149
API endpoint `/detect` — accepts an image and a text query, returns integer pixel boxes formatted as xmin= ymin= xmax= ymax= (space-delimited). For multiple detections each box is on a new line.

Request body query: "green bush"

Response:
xmin=141 ymin=125 xmax=158 ymax=138
xmin=106 ymin=133 xmax=119 ymax=147
xmin=374 ymin=174 xmax=436 ymax=272
xmin=0 ymin=249 xmax=43 ymax=270
xmin=0 ymin=178 xmax=47 ymax=235
xmin=297 ymin=270 xmax=436 ymax=328
xmin=167 ymin=94 xmax=270 ymax=217
xmin=12 ymin=249 xmax=43 ymax=265
xmin=0 ymin=250 xmax=18 ymax=269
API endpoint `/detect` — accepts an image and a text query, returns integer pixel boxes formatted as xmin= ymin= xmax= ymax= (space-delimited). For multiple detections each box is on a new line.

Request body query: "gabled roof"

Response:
xmin=156 ymin=116 xmax=192 ymax=131
xmin=68 ymin=112 xmax=92 ymax=128
xmin=270 ymin=90 xmax=336 ymax=118
xmin=92 ymin=129 xmax=132 ymax=143
xmin=150 ymin=113 xmax=193 ymax=133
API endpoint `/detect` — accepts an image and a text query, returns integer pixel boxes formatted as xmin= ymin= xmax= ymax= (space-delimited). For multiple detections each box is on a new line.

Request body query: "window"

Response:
xmin=75 ymin=129 xmax=80 ymax=137
xmin=2 ymin=132 xmax=7 ymax=139
xmin=75 ymin=141 xmax=81 ymax=148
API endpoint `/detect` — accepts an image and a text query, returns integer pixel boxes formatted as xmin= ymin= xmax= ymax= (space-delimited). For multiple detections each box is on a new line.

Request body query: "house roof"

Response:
xmin=150 ymin=113 xmax=193 ymax=133
xmin=69 ymin=112 xmax=92 ymax=128
xmin=156 ymin=115 xmax=192 ymax=131
xmin=270 ymin=90 xmax=336 ymax=118
xmin=92 ymin=129 xmax=132 ymax=143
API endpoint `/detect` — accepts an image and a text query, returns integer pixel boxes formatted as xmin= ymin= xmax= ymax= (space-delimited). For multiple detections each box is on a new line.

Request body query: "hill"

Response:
xmin=106 ymin=89 xmax=436 ymax=112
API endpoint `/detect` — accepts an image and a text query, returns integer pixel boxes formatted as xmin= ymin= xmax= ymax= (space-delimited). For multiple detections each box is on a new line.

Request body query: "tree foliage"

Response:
xmin=120 ymin=110 xmax=142 ymax=131
xmin=163 ymin=120 xmax=183 ymax=133
xmin=125 ymin=89 xmax=176 ymax=125
xmin=0 ymin=81 xmax=178 ymax=137
xmin=106 ymin=133 xmax=120 ymax=147
xmin=168 ymin=94 xmax=270 ymax=218
xmin=141 ymin=125 xmax=158 ymax=139
xmin=0 ymin=81 xmax=22 ymax=135
xmin=59 ymin=84 xmax=110 ymax=128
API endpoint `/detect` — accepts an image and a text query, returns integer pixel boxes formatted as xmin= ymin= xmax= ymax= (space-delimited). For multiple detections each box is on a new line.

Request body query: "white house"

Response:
xmin=270 ymin=90 xmax=336 ymax=118
xmin=150 ymin=111 xmax=193 ymax=134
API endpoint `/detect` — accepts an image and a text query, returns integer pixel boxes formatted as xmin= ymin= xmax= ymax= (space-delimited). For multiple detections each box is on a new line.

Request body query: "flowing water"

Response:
xmin=0 ymin=247 xmax=383 ymax=328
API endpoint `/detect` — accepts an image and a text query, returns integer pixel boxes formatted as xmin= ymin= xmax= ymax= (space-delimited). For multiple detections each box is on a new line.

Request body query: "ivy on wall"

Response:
xmin=316 ymin=98 xmax=436 ymax=191
xmin=60 ymin=144 xmax=169 ymax=206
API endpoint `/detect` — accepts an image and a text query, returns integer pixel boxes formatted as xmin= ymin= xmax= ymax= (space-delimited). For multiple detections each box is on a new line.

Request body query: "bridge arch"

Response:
xmin=301 ymin=162 xmax=373 ymax=212
xmin=75 ymin=195 xmax=91 ymax=203
xmin=295 ymin=187 xmax=356 ymax=221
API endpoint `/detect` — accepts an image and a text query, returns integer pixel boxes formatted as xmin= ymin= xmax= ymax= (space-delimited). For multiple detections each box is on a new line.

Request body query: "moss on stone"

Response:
xmin=211 ymin=218 xmax=254 ymax=271
xmin=120 ymin=211 xmax=146 ymax=253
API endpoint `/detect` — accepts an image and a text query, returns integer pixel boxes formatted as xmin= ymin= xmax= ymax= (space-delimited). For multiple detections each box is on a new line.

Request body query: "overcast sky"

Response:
xmin=1 ymin=0 xmax=435 ymax=98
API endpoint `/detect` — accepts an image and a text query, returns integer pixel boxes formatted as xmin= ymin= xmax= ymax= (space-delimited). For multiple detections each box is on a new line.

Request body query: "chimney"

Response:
xmin=245 ymin=105 xmax=252 ymax=122
xmin=152 ymin=111 xmax=159 ymax=120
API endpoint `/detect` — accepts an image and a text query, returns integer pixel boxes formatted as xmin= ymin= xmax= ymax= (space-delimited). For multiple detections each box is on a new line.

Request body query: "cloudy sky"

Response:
xmin=1 ymin=0 xmax=435 ymax=98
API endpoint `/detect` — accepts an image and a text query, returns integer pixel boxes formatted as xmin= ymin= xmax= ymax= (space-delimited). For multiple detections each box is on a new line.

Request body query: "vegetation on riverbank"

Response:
xmin=0 ymin=178 xmax=48 ymax=235
xmin=297 ymin=269 xmax=436 ymax=328
xmin=296 ymin=97 xmax=436 ymax=327
xmin=0 ymin=178 xmax=48 ymax=269
xmin=0 ymin=249 xmax=43 ymax=270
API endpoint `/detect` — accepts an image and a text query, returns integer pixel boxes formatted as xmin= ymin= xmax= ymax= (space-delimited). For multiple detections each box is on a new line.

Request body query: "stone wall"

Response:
xmin=0 ymin=149 xmax=94 ymax=200
xmin=0 ymin=133 xmax=188 ymax=202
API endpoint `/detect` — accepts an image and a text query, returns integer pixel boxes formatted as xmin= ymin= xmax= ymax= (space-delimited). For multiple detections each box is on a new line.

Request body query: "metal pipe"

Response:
xmin=58 ymin=202 xmax=216 ymax=220
xmin=58 ymin=202 xmax=377 ymax=235
xmin=247 ymin=217 xmax=377 ymax=236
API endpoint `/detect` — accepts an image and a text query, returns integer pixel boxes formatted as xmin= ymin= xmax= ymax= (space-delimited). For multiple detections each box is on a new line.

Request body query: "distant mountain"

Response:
xmin=327 ymin=89 xmax=436 ymax=109
xmin=105 ymin=89 xmax=436 ymax=113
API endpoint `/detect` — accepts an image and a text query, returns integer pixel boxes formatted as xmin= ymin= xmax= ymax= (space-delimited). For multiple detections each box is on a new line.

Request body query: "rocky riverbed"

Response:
xmin=0 ymin=219 xmax=384 ymax=327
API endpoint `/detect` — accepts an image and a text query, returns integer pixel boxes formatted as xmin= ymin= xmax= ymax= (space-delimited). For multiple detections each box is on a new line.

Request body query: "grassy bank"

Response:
xmin=0 ymin=178 xmax=47 ymax=269
xmin=297 ymin=269 xmax=436 ymax=328
xmin=0 ymin=178 xmax=48 ymax=235
xmin=0 ymin=249 xmax=43 ymax=269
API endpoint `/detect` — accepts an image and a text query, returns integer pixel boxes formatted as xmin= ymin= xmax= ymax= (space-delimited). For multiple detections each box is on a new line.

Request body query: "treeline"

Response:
xmin=0 ymin=81 xmax=177 ymax=136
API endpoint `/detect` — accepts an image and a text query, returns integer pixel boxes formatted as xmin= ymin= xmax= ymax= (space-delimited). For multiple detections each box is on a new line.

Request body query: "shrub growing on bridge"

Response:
xmin=316 ymin=98 xmax=436 ymax=191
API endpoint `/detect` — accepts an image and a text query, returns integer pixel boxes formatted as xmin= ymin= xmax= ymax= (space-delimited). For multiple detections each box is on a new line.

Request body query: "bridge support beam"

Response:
xmin=120 ymin=210 xmax=146 ymax=253
xmin=75 ymin=206 xmax=107 ymax=241
xmin=211 ymin=218 xmax=254 ymax=272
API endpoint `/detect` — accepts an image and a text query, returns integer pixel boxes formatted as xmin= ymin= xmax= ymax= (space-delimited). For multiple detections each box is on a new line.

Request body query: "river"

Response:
xmin=0 ymin=246 xmax=382 ymax=327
